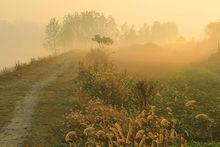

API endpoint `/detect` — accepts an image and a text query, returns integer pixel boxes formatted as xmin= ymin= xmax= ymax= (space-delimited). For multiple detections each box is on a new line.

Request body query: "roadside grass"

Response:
xmin=0 ymin=51 xmax=84 ymax=145
xmin=0 ymin=56 xmax=57 ymax=129
xmin=23 ymin=52 xmax=84 ymax=145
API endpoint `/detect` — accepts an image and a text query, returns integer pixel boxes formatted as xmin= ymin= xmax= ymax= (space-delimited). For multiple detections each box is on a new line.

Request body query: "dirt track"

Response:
xmin=0 ymin=53 xmax=77 ymax=146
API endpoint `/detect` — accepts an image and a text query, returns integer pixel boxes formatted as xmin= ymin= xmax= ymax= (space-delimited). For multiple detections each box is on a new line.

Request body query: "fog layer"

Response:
xmin=0 ymin=20 xmax=48 ymax=68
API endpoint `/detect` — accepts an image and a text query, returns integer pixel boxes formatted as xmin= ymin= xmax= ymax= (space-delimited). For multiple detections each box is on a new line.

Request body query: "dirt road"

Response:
xmin=0 ymin=52 xmax=79 ymax=146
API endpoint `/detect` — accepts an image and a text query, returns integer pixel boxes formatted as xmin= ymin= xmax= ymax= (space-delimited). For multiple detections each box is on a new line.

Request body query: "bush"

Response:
xmin=75 ymin=49 xmax=161 ymax=110
xmin=75 ymin=49 xmax=137 ymax=108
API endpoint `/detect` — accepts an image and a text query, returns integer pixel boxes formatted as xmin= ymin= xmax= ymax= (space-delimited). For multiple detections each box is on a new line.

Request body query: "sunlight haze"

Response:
xmin=0 ymin=1 xmax=220 ymax=146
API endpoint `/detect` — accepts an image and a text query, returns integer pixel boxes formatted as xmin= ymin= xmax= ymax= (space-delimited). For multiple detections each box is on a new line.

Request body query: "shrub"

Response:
xmin=134 ymin=80 xmax=159 ymax=110
xmin=75 ymin=49 xmax=160 ymax=110
xmin=75 ymin=49 xmax=136 ymax=108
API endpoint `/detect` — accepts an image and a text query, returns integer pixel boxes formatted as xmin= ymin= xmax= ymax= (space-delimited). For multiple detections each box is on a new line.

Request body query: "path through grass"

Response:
xmin=0 ymin=51 xmax=83 ymax=145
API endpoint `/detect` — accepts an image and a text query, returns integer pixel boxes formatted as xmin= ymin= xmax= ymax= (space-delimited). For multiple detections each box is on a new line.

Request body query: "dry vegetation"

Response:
xmin=61 ymin=49 xmax=219 ymax=146
xmin=0 ymin=48 xmax=219 ymax=146
xmin=64 ymin=100 xmax=186 ymax=147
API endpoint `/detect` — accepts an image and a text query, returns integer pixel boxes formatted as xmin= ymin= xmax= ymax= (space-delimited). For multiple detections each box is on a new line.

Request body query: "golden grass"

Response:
xmin=195 ymin=114 xmax=209 ymax=121
xmin=64 ymin=100 xmax=187 ymax=147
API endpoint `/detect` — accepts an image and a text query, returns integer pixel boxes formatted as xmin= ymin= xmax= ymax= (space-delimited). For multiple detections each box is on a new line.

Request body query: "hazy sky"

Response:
xmin=0 ymin=0 xmax=220 ymax=38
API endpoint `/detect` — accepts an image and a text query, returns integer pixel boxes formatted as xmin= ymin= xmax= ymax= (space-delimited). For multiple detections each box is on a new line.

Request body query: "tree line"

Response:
xmin=43 ymin=11 xmax=180 ymax=52
xmin=44 ymin=11 xmax=220 ymax=53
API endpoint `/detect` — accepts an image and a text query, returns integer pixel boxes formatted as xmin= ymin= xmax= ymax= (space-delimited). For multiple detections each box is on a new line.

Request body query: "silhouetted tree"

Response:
xmin=102 ymin=36 xmax=114 ymax=46
xmin=92 ymin=34 xmax=113 ymax=48
xmin=92 ymin=34 xmax=102 ymax=48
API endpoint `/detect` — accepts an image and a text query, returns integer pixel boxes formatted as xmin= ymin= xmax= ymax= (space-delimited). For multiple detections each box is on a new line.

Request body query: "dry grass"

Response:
xmin=64 ymin=100 xmax=187 ymax=147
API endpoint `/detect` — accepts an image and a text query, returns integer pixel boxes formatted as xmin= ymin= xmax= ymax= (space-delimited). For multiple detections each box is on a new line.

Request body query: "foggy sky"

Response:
xmin=0 ymin=0 xmax=220 ymax=38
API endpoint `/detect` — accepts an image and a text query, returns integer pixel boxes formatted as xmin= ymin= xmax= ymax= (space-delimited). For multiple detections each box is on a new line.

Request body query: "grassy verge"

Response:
xmin=0 ymin=55 xmax=59 ymax=129
xmin=0 ymin=51 xmax=85 ymax=145
xmin=24 ymin=51 xmax=84 ymax=145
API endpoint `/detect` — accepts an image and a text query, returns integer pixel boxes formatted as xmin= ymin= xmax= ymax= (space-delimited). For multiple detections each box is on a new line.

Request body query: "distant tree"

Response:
xmin=105 ymin=16 xmax=119 ymax=39
xmin=92 ymin=34 xmax=113 ymax=48
xmin=151 ymin=21 xmax=179 ymax=43
xmin=43 ymin=18 xmax=60 ymax=54
xmin=138 ymin=23 xmax=151 ymax=43
xmin=92 ymin=34 xmax=102 ymax=48
xmin=102 ymin=36 xmax=114 ymax=46
xmin=120 ymin=23 xmax=130 ymax=36
xmin=58 ymin=11 xmax=118 ymax=49
xmin=120 ymin=23 xmax=137 ymax=45
xmin=205 ymin=21 xmax=220 ymax=41
xmin=127 ymin=25 xmax=137 ymax=42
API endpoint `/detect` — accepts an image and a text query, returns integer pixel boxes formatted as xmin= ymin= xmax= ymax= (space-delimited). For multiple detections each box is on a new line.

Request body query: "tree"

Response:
xmin=43 ymin=18 xmax=60 ymax=54
xmin=138 ymin=23 xmax=151 ymax=43
xmin=120 ymin=23 xmax=137 ymax=45
xmin=92 ymin=34 xmax=113 ymax=48
xmin=127 ymin=25 xmax=137 ymax=43
xmin=92 ymin=34 xmax=102 ymax=48
xmin=151 ymin=21 xmax=179 ymax=43
xmin=58 ymin=11 xmax=118 ymax=49
xmin=205 ymin=21 xmax=220 ymax=41
xmin=102 ymin=36 xmax=114 ymax=46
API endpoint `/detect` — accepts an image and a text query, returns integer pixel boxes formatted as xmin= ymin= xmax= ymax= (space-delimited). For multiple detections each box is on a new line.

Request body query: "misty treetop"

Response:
xmin=151 ymin=21 xmax=179 ymax=42
xmin=43 ymin=11 xmax=118 ymax=51
xmin=120 ymin=22 xmax=179 ymax=45
xmin=43 ymin=18 xmax=61 ymax=54
xmin=43 ymin=11 xmax=180 ymax=51
xmin=60 ymin=11 xmax=118 ymax=49
xmin=205 ymin=21 xmax=220 ymax=41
